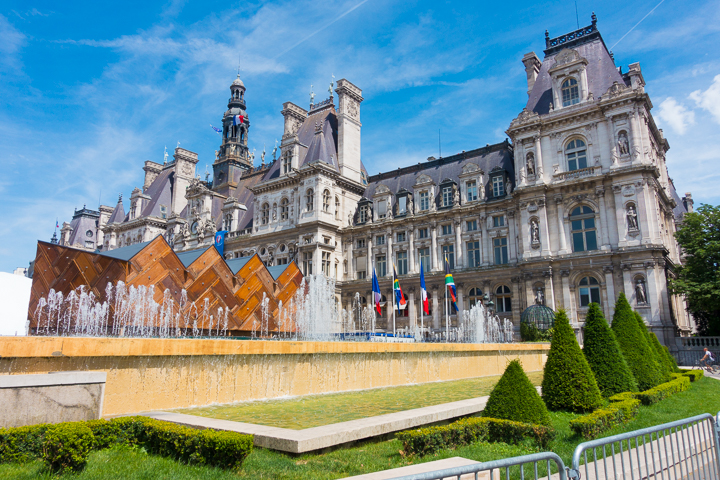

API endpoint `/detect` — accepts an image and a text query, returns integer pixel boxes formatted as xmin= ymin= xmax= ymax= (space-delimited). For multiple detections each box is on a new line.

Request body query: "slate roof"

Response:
xmin=526 ymin=27 xmax=624 ymax=115
xmin=107 ymin=198 xmax=125 ymax=224
xmin=66 ymin=207 xmax=100 ymax=248
xmin=668 ymin=179 xmax=688 ymax=220
xmin=139 ymin=168 xmax=173 ymax=218
xmin=98 ymin=239 xmax=153 ymax=261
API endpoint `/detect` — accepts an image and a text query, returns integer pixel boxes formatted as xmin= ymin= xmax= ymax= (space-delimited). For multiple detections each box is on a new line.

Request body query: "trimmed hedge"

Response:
xmin=542 ymin=309 xmax=603 ymax=413
xmin=611 ymin=294 xmax=664 ymax=391
xmin=582 ymin=303 xmax=638 ymax=397
xmin=397 ymin=417 xmax=555 ymax=456
xmin=569 ymin=398 xmax=641 ymax=439
xmin=680 ymin=369 xmax=704 ymax=382
xmin=0 ymin=416 xmax=253 ymax=472
xmin=635 ymin=376 xmax=690 ymax=405
xmin=482 ymin=360 xmax=551 ymax=426
xmin=663 ymin=346 xmax=681 ymax=373
xmin=41 ymin=423 xmax=94 ymax=473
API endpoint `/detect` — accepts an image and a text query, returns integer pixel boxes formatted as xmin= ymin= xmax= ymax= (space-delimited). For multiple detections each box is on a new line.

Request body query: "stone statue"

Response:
xmin=506 ymin=181 xmax=512 ymax=195
xmin=635 ymin=278 xmax=647 ymax=304
xmin=386 ymin=196 xmax=393 ymax=218
xmin=272 ymin=204 xmax=277 ymax=221
xmin=348 ymin=212 xmax=353 ymax=226
xmin=429 ymin=188 xmax=435 ymax=211
xmin=618 ymin=132 xmax=630 ymax=155
xmin=197 ymin=221 xmax=206 ymax=241
xmin=215 ymin=150 xmax=219 ymax=160
xmin=272 ymin=140 xmax=278 ymax=161
xmin=453 ymin=187 xmax=460 ymax=206
xmin=261 ymin=146 xmax=266 ymax=166
xmin=627 ymin=204 xmax=639 ymax=230
xmin=530 ymin=219 xmax=540 ymax=243
xmin=182 ymin=223 xmax=190 ymax=239
xmin=535 ymin=287 xmax=544 ymax=305
xmin=526 ymin=153 xmax=535 ymax=176
xmin=267 ymin=250 xmax=275 ymax=267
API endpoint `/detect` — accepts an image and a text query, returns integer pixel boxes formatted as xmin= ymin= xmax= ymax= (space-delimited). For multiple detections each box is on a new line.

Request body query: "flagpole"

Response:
xmin=420 ymin=296 xmax=424 ymax=342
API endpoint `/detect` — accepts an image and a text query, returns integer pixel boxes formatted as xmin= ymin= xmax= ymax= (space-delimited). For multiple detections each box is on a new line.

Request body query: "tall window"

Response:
xmin=282 ymin=152 xmax=291 ymax=174
xmin=467 ymin=241 xmax=481 ymax=268
xmin=323 ymin=189 xmax=331 ymax=212
xmin=378 ymin=199 xmax=387 ymax=219
xmin=495 ymin=285 xmax=512 ymax=312
xmin=321 ymin=251 xmax=331 ymax=276
xmin=418 ymin=247 xmax=430 ymax=272
xmin=493 ymin=215 xmax=505 ymax=227
xmin=561 ymin=78 xmax=580 ymax=107
xmin=579 ymin=276 xmax=601 ymax=306
xmin=570 ymin=206 xmax=597 ymax=252
xmin=418 ymin=227 xmax=428 ymax=239
xmin=492 ymin=176 xmax=505 ymax=197
xmin=398 ymin=196 xmax=407 ymax=215
xmin=396 ymin=231 xmax=406 ymax=242
xmin=376 ymin=255 xmax=387 ymax=277
xmin=302 ymin=252 xmax=313 ymax=275
xmin=420 ymin=191 xmax=429 ymax=211
xmin=467 ymin=288 xmax=483 ymax=308
xmin=356 ymin=238 xmax=366 ymax=248
xmin=376 ymin=235 xmax=385 ymax=245
xmin=467 ymin=181 xmax=478 ymax=202
xmin=442 ymin=186 xmax=453 ymax=207
xmin=441 ymin=224 xmax=452 ymax=236
xmin=493 ymin=237 xmax=508 ymax=265
xmin=335 ymin=197 xmax=340 ymax=219
xmin=358 ymin=205 xmax=367 ymax=223
xmin=466 ymin=219 xmax=477 ymax=231
xmin=396 ymin=251 xmax=408 ymax=275
xmin=442 ymin=244 xmax=455 ymax=270
xmin=566 ymin=139 xmax=587 ymax=171
xmin=280 ymin=198 xmax=289 ymax=220
xmin=306 ymin=188 xmax=314 ymax=211
xmin=261 ymin=203 xmax=269 ymax=225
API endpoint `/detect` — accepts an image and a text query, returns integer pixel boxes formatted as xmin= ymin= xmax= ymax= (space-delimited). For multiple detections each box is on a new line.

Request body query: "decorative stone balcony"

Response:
xmin=553 ymin=166 xmax=599 ymax=182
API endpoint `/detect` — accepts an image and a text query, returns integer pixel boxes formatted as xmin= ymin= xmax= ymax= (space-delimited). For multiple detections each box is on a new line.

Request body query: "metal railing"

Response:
xmin=390 ymin=412 xmax=720 ymax=480
xmin=389 ymin=452 xmax=568 ymax=480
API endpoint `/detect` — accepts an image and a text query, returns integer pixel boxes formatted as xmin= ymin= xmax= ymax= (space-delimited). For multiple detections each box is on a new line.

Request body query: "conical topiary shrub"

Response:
xmin=482 ymin=359 xmax=551 ymax=426
xmin=542 ymin=309 xmax=603 ymax=413
xmin=611 ymin=293 xmax=664 ymax=391
xmin=646 ymin=329 xmax=675 ymax=379
xmin=582 ymin=303 xmax=638 ymax=397
xmin=662 ymin=345 xmax=681 ymax=373
xmin=634 ymin=312 xmax=671 ymax=384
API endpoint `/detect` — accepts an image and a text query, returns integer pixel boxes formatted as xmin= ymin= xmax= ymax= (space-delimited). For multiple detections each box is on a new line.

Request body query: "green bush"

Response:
xmin=397 ymin=417 xmax=555 ymax=456
xmin=520 ymin=323 xmax=553 ymax=342
xmin=611 ymin=294 xmax=664 ymax=391
xmin=635 ymin=376 xmax=690 ymax=405
xmin=569 ymin=398 xmax=641 ymax=439
xmin=636 ymin=313 xmax=671 ymax=383
xmin=582 ymin=303 xmax=638 ymax=397
xmin=41 ymin=423 xmax=94 ymax=473
xmin=542 ymin=309 xmax=603 ymax=413
xmin=680 ymin=369 xmax=704 ymax=382
xmin=0 ymin=424 xmax=50 ymax=463
xmin=663 ymin=346 xmax=680 ymax=373
xmin=482 ymin=360 xmax=551 ymax=426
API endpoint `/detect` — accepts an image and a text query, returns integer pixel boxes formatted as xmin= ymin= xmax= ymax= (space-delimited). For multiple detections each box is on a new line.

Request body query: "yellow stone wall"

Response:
xmin=0 ymin=337 xmax=549 ymax=416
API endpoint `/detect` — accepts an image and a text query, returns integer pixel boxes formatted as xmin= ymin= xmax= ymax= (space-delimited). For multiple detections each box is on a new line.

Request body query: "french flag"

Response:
xmin=372 ymin=269 xmax=382 ymax=315
xmin=233 ymin=115 xmax=244 ymax=126
xmin=420 ymin=262 xmax=429 ymax=315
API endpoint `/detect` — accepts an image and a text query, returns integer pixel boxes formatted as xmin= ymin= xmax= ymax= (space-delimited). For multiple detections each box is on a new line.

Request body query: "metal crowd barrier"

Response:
xmin=389 ymin=412 xmax=720 ymax=480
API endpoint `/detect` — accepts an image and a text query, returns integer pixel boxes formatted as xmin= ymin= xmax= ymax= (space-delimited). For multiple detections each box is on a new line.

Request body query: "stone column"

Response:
xmin=457 ymin=283 xmax=465 ymax=316
xmin=535 ymin=135 xmax=545 ymax=184
xmin=516 ymin=144 xmax=526 ymax=187
xmin=367 ymin=237 xmax=373 ymax=278
xmin=555 ymin=195 xmax=568 ymax=254
xmin=561 ymin=269 xmax=573 ymax=320
xmin=408 ymin=228 xmax=416 ymax=273
xmin=621 ymin=264 xmax=634 ymax=300
xmin=543 ymin=269 xmax=556 ymax=310
xmin=539 ymin=201 xmax=551 ymax=257
xmin=645 ymin=184 xmax=661 ymax=244
xmin=431 ymin=224 xmax=439 ymax=271
xmin=432 ymin=285 xmax=440 ymax=329
xmin=595 ymin=186 xmax=611 ymax=250
xmin=508 ymin=211 xmax=517 ymax=261
xmin=524 ymin=274 xmax=534 ymax=310
xmin=603 ymin=265 xmax=616 ymax=320
xmin=628 ymin=109 xmax=640 ymax=164
xmin=645 ymin=261 xmax=661 ymax=325
xmin=635 ymin=181 xmax=652 ymax=246
xmin=454 ymin=219 xmax=463 ymax=268
xmin=347 ymin=237 xmax=354 ymax=280
xmin=612 ymin=185 xmax=628 ymax=247
xmin=386 ymin=228 xmax=393 ymax=277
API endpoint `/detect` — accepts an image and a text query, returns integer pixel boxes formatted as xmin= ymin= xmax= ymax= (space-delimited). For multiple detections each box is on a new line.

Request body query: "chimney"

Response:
xmin=281 ymin=102 xmax=308 ymax=137
xmin=143 ymin=161 xmax=163 ymax=191
xmin=522 ymin=52 xmax=542 ymax=96
xmin=682 ymin=192 xmax=694 ymax=213
xmin=335 ymin=79 xmax=364 ymax=184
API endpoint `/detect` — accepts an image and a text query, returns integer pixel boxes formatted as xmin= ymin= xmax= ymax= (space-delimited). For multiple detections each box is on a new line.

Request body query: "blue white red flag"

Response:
xmin=372 ymin=269 xmax=382 ymax=315
xmin=420 ymin=262 xmax=429 ymax=315
xmin=232 ymin=115 xmax=244 ymax=126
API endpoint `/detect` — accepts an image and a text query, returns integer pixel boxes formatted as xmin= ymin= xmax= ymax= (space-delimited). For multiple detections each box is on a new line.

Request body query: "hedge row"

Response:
xmin=0 ymin=416 xmax=253 ymax=473
xmin=679 ymin=369 xmax=704 ymax=382
xmin=569 ymin=398 xmax=641 ymax=439
xmin=635 ymin=376 xmax=690 ymax=405
xmin=396 ymin=417 xmax=555 ymax=457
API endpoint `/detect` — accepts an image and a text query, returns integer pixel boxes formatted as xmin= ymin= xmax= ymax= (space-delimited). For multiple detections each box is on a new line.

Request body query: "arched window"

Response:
xmin=323 ymin=189 xmax=331 ymax=212
xmin=468 ymin=288 xmax=484 ymax=308
xmin=335 ymin=196 xmax=340 ymax=220
xmin=495 ymin=285 xmax=512 ymax=313
xmin=562 ymin=78 xmax=580 ymax=106
xmin=570 ymin=206 xmax=597 ymax=252
xmin=306 ymin=188 xmax=314 ymax=211
xmin=279 ymin=198 xmax=288 ymax=220
xmin=565 ymin=139 xmax=587 ymax=171
xmin=261 ymin=203 xmax=269 ymax=225
xmin=579 ymin=276 xmax=601 ymax=306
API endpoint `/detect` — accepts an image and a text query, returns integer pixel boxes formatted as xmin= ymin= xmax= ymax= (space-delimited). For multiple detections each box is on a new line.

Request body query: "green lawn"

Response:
xmin=2 ymin=377 xmax=719 ymax=480
xmin=173 ymin=372 xmax=544 ymax=429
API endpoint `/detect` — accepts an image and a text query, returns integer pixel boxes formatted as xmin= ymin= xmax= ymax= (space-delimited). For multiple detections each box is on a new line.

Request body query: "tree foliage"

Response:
xmin=542 ymin=309 xmax=603 ymax=412
xmin=582 ymin=303 xmax=638 ymax=397
xmin=670 ymin=204 xmax=720 ymax=335
xmin=482 ymin=359 xmax=551 ymax=426
xmin=635 ymin=312 xmax=671 ymax=383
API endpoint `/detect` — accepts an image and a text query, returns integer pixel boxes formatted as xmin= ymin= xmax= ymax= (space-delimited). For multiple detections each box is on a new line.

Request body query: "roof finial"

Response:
xmin=118 ymin=193 xmax=123 ymax=202
xmin=591 ymin=11 xmax=597 ymax=26
xmin=163 ymin=146 xmax=168 ymax=164
xmin=309 ymin=85 xmax=315 ymax=107
xmin=329 ymin=74 xmax=335 ymax=96
xmin=205 ymin=164 xmax=210 ymax=181
xmin=237 ymin=64 xmax=241 ymax=78
xmin=176 ymin=141 xmax=181 ymax=149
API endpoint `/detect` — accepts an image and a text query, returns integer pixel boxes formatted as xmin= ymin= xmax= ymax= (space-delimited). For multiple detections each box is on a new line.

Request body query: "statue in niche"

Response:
xmin=386 ymin=196 xmax=393 ymax=218
xmin=182 ymin=223 xmax=190 ymax=239
xmin=526 ymin=153 xmax=535 ymax=176
xmin=453 ymin=187 xmax=460 ymax=206
xmin=530 ymin=219 xmax=540 ymax=243
xmin=407 ymin=195 xmax=414 ymax=215
xmin=627 ymin=204 xmax=639 ymax=230
xmin=506 ymin=180 xmax=513 ymax=195
xmin=618 ymin=132 xmax=630 ymax=155
xmin=267 ymin=250 xmax=275 ymax=267
xmin=272 ymin=204 xmax=277 ymax=221
xmin=348 ymin=213 xmax=353 ymax=226
xmin=197 ymin=221 xmax=206 ymax=242
xmin=635 ymin=278 xmax=647 ymax=304
xmin=535 ymin=287 xmax=545 ymax=305
xmin=429 ymin=188 xmax=436 ymax=210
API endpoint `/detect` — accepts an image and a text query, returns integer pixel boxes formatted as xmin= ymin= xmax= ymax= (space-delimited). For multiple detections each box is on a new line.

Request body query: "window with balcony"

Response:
xmin=570 ymin=206 xmax=597 ymax=252
xmin=562 ymin=78 xmax=580 ymax=107
xmin=467 ymin=241 xmax=481 ymax=268
xmin=566 ymin=139 xmax=587 ymax=171
xmin=467 ymin=181 xmax=478 ymax=202
xmin=579 ymin=276 xmax=601 ymax=306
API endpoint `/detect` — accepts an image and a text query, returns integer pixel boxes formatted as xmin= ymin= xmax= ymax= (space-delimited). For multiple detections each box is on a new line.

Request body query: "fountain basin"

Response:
xmin=0 ymin=337 xmax=549 ymax=416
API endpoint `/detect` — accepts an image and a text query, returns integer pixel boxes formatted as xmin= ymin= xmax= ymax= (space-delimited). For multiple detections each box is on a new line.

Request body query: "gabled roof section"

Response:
xmin=107 ymin=198 xmax=126 ymax=224
xmin=226 ymin=256 xmax=252 ymax=274
xmin=176 ymin=245 xmax=213 ymax=267
xmin=98 ymin=239 xmax=153 ymax=261
xmin=139 ymin=168 xmax=173 ymax=218
xmin=526 ymin=17 xmax=624 ymax=115
xmin=297 ymin=103 xmax=338 ymax=170
xmin=267 ymin=263 xmax=291 ymax=280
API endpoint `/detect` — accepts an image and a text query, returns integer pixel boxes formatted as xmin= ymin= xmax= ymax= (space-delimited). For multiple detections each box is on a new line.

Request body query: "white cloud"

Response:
xmin=656 ymin=97 xmax=695 ymax=135
xmin=689 ymin=74 xmax=720 ymax=125
xmin=0 ymin=15 xmax=25 ymax=73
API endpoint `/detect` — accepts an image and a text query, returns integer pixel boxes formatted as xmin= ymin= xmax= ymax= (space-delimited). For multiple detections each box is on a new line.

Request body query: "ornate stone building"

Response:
xmin=55 ymin=17 xmax=694 ymax=344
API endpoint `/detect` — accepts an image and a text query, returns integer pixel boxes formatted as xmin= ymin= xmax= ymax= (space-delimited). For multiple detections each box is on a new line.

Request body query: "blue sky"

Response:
xmin=1 ymin=0 xmax=719 ymax=273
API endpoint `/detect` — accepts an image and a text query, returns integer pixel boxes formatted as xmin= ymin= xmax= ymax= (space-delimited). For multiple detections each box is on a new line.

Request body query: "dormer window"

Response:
xmin=358 ymin=205 xmax=367 ymax=223
xmin=282 ymin=152 xmax=291 ymax=174
xmin=398 ymin=196 xmax=407 ymax=215
xmin=466 ymin=181 xmax=478 ymax=202
xmin=378 ymin=199 xmax=387 ymax=219
xmin=566 ymin=139 xmax=587 ymax=171
xmin=492 ymin=177 xmax=505 ymax=197
xmin=562 ymin=78 xmax=580 ymax=107
xmin=442 ymin=186 xmax=453 ymax=207
xmin=419 ymin=191 xmax=429 ymax=211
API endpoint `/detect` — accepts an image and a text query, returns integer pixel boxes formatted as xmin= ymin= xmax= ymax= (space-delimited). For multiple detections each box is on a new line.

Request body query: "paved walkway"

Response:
xmin=341 ymin=457 xmax=494 ymax=480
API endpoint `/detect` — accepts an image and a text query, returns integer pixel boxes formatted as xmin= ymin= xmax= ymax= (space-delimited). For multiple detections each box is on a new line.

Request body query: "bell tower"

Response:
xmin=213 ymin=73 xmax=253 ymax=187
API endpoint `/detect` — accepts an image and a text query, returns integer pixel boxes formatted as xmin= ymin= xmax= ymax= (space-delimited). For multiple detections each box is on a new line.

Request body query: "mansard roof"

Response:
xmin=107 ymin=198 xmax=126 ymax=224
xmin=139 ymin=168 xmax=173 ymax=218
xmin=362 ymin=141 xmax=514 ymax=199
xmin=66 ymin=207 xmax=100 ymax=247
xmin=526 ymin=20 xmax=625 ymax=115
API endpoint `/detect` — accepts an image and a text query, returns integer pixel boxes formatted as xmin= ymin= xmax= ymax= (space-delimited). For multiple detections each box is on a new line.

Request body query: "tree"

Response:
xmin=611 ymin=293 xmax=664 ymax=391
xmin=482 ymin=359 xmax=551 ymax=426
xmin=542 ymin=309 xmax=603 ymax=412
xmin=635 ymin=312 xmax=671 ymax=383
xmin=582 ymin=303 xmax=638 ymax=396
xmin=670 ymin=204 xmax=720 ymax=335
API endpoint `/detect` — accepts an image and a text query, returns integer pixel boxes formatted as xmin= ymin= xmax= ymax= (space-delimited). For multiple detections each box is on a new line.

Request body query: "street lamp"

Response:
xmin=482 ymin=293 xmax=494 ymax=315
